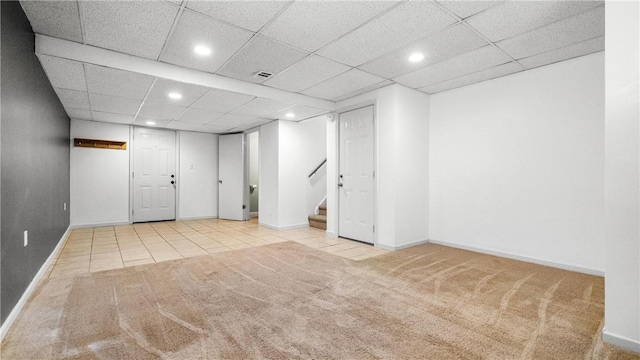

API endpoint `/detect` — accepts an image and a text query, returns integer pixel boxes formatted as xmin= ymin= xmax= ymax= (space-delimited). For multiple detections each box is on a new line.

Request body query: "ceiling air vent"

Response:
xmin=254 ymin=70 xmax=274 ymax=79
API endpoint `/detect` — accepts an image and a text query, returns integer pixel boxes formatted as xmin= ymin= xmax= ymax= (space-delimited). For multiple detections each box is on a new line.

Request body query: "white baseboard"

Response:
xmin=0 ymin=225 xmax=71 ymax=342
xmin=428 ymin=239 xmax=604 ymax=277
xmin=326 ymin=230 xmax=337 ymax=238
xmin=176 ymin=215 xmax=218 ymax=221
xmin=71 ymin=220 xmax=130 ymax=228
xmin=603 ymin=330 xmax=640 ymax=354
xmin=377 ymin=239 xmax=430 ymax=251
xmin=259 ymin=222 xmax=308 ymax=231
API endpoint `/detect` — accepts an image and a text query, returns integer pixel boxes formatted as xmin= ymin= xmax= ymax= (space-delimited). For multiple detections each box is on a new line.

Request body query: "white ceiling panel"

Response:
xmin=394 ymin=45 xmax=512 ymax=88
xmin=37 ymin=55 xmax=87 ymax=91
xmin=317 ymin=1 xmax=457 ymax=66
xmin=80 ymin=1 xmax=180 ymax=60
xmin=437 ymin=1 xmax=503 ymax=20
xmin=273 ymin=104 xmax=325 ymax=121
xmin=198 ymin=124 xmax=232 ymax=133
xmin=261 ymin=1 xmax=399 ymax=52
xmin=359 ymin=24 xmax=488 ymax=79
xmin=263 ymin=55 xmax=350 ymax=93
xmin=419 ymin=61 xmax=524 ymax=94
xmin=217 ymin=36 xmax=309 ymax=84
xmin=496 ymin=6 xmax=604 ymax=60
xmin=84 ymin=64 xmax=155 ymax=100
xmin=185 ymin=1 xmax=289 ymax=32
xmin=55 ymin=88 xmax=90 ymax=110
xmin=132 ymin=117 xmax=173 ymax=128
xmin=65 ymin=108 xmax=92 ymax=121
xmin=89 ymin=94 xmax=142 ymax=116
xmin=231 ymin=98 xmax=292 ymax=118
xmin=166 ymin=121 xmax=204 ymax=131
xmin=210 ymin=114 xmax=259 ymax=128
xmin=229 ymin=118 xmax=273 ymax=132
xmin=138 ymin=102 xmax=187 ymax=120
xmin=146 ymin=78 xmax=210 ymax=107
xmin=92 ymin=111 xmax=134 ymax=124
xmin=332 ymin=80 xmax=394 ymax=102
xmin=191 ymin=88 xmax=255 ymax=113
xmin=302 ymin=69 xmax=386 ymax=100
xmin=20 ymin=1 xmax=82 ymax=42
xmin=519 ymin=36 xmax=604 ymax=70
xmin=177 ymin=108 xmax=225 ymax=124
xmin=159 ymin=10 xmax=254 ymax=74
xmin=467 ymin=1 xmax=602 ymax=42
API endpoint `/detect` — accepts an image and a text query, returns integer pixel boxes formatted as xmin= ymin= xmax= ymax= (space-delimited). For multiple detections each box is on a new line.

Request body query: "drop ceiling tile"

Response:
xmin=146 ymin=79 xmax=210 ymax=107
xmin=80 ymin=1 xmax=179 ymax=59
xmin=89 ymin=94 xmax=141 ymax=116
xmin=261 ymin=1 xmax=399 ymax=52
xmin=359 ymin=24 xmax=488 ymax=79
xmin=394 ymin=45 xmax=511 ymax=88
xmin=437 ymin=1 xmax=503 ymax=19
xmin=55 ymin=88 xmax=90 ymax=110
xmin=301 ymin=69 xmax=387 ymax=100
xmin=496 ymin=6 xmax=604 ymax=59
xmin=332 ymin=80 xmax=394 ymax=102
xmin=198 ymin=124 xmax=231 ymax=133
xmin=185 ymin=1 xmax=288 ymax=32
xmin=166 ymin=121 xmax=203 ymax=131
xmin=37 ymin=55 xmax=87 ymax=91
xmin=177 ymin=108 xmax=225 ymax=124
xmin=20 ymin=1 xmax=82 ymax=42
xmin=217 ymin=36 xmax=309 ymax=84
xmin=92 ymin=111 xmax=135 ymax=124
xmin=317 ymin=1 xmax=456 ymax=66
xmin=132 ymin=117 xmax=173 ymax=128
xmin=274 ymin=105 xmax=325 ymax=121
xmin=65 ymin=108 xmax=92 ymax=121
xmin=419 ymin=62 xmax=524 ymax=94
xmin=138 ymin=102 xmax=187 ymax=120
xmin=231 ymin=98 xmax=292 ymax=118
xmin=191 ymin=88 xmax=255 ymax=113
xmin=468 ymin=1 xmax=603 ymax=42
xmin=519 ymin=36 xmax=604 ymax=70
xmin=85 ymin=64 xmax=155 ymax=100
xmin=228 ymin=118 xmax=272 ymax=132
xmin=159 ymin=10 xmax=254 ymax=74
xmin=210 ymin=114 xmax=259 ymax=128
xmin=263 ymin=55 xmax=350 ymax=93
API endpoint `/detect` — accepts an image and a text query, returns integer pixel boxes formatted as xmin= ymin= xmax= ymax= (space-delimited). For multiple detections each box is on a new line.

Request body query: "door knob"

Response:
xmin=338 ymin=182 xmax=343 ymax=187
xmin=219 ymin=180 xmax=223 ymax=184
xmin=171 ymin=181 xmax=175 ymax=185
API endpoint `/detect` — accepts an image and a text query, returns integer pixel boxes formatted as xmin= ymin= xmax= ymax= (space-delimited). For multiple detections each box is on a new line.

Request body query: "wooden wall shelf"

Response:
xmin=74 ymin=138 xmax=127 ymax=150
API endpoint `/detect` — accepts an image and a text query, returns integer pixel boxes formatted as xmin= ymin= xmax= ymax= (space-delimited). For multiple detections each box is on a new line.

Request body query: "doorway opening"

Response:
xmin=248 ymin=130 xmax=259 ymax=218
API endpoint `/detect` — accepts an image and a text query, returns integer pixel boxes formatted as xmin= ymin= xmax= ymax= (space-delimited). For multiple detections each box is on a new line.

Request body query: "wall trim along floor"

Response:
xmin=259 ymin=223 xmax=309 ymax=231
xmin=0 ymin=225 xmax=71 ymax=343
xmin=376 ymin=239 xmax=430 ymax=251
xmin=428 ymin=239 xmax=604 ymax=277
xmin=602 ymin=330 xmax=640 ymax=354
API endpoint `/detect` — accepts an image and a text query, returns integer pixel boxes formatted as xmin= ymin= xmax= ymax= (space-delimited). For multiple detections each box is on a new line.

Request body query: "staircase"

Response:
xmin=308 ymin=202 xmax=327 ymax=230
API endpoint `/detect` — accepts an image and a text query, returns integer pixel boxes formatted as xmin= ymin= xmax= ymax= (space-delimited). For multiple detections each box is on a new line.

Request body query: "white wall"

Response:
xmin=248 ymin=131 xmax=259 ymax=213
xmin=429 ymin=52 xmax=605 ymax=274
xmin=178 ymin=131 xmax=218 ymax=220
xmin=333 ymin=84 xmax=430 ymax=249
xmin=70 ymin=120 xmax=130 ymax=226
xmin=259 ymin=121 xmax=279 ymax=228
xmin=603 ymin=0 xmax=640 ymax=352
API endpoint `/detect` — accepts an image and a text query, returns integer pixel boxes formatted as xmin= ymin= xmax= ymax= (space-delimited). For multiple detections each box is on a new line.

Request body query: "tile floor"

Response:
xmin=45 ymin=218 xmax=388 ymax=279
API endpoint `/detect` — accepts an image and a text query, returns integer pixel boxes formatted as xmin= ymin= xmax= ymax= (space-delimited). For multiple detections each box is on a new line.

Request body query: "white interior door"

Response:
xmin=133 ymin=127 xmax=176 ymax=222
xmin=219 ymin=133 xmax=247 ymax=221
xmin=339 ymin=106 xmax=374 ymax=243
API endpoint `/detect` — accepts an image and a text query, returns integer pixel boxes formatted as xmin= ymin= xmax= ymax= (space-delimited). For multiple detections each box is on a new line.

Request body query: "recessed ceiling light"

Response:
xmin=194 ymin=45 xmax=212 ymax=56
xmin=285 ymin=113 xmax=295 ymax=118
xmin=146 ymin=121 xmax=156 ymax=126
xmin=409 ymin=53 xmax=425 ymax=63
xmin=168 ymin=92 xmax=182 ymax=100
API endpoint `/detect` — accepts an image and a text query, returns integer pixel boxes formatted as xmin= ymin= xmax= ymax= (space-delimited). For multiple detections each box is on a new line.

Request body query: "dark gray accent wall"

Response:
xmin=1 ymin=1 xmax=70 ymax=325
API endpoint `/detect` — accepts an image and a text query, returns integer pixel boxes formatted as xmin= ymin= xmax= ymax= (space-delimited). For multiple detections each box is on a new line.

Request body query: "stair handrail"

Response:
xmin=308 ymin=158 xmax=327 ymax=178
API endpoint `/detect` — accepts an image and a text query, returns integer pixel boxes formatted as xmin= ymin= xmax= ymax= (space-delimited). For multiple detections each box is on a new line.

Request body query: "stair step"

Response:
xmin=308 ymin=214 xmax=327 ymax=230
xmin=318 ymin=204 xmax=327 ymax=216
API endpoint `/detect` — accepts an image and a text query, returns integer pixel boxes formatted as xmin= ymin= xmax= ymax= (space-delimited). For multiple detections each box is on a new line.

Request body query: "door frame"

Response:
xmin=334 ymin=102 xmax=378 ymax=246
xmin=218 ymin=132 xmax=249 ymax=221
xmin=128 ymin=126 xmax=179 ymax=224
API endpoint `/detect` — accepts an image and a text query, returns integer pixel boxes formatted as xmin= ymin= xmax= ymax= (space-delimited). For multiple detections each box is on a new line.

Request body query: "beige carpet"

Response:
xmin=2 ymin=242 xmax=638 ymax=359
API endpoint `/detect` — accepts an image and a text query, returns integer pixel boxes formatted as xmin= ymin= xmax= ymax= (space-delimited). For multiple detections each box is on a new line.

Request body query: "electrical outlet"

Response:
xmin=23 ymin=230 xmax=28 ymax=247
xmin=64 ymin=202 xmax=67 ymax=211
